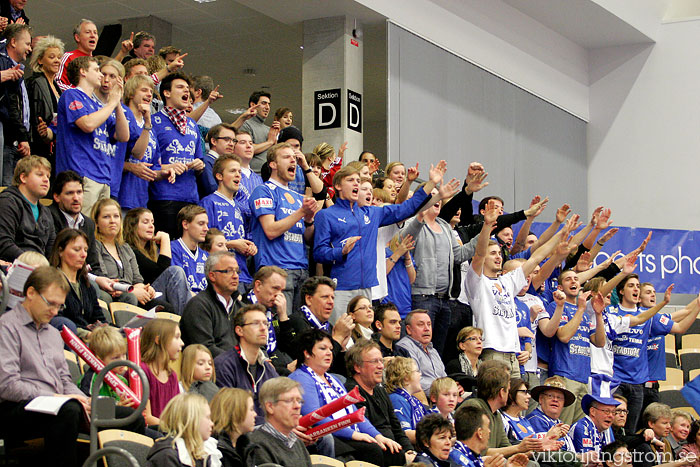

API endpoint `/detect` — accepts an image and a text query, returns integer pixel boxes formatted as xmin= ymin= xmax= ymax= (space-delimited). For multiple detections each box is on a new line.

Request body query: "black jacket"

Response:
xmin=181 ymin=283 xmax=243 ymax=358
xmin=0 ymin=0 xmax=28 ymax=24
xmin=26 ymin=72 xmax=60 ymax=158
xmin=217 ymin=432 xmax=249 ymax=467
xmin=0 ymin=51 xmax=29 ymax=144
xmin=0 ymin=186 xmax=55 ymax=261
xmin=48 ymin=203 xmax=102 ymax=275
xmin=58 ymin=275 xmax=104 ymax=329
xmin=281 ymin=312 xmax=348 ymax=377
xmin=146 ymin=436 xmax=210 ymax=467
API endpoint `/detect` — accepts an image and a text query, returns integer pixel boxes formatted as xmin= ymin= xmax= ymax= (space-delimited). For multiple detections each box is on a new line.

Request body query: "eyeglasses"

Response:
xmin=592 ymin=406 xmax=616 ymax=416
xmin=39 ymin=293 xmax=65 ymax=312
xmin=215 ymin=137 xmax=237 ymax=144
xmin=277 ymin=398 xmax=304 ymax=405
xmin=241 ymin=320 xmax=268 ymax=328
xmin=542 ymin=393 xmax=564 ymax=402
xmin=213 ymin=268 xmax=239 ymax=275
xmin=464 ymin=336 xmax=483 ymax=342
xmin=614 ymin=409 xmax=629 ymax=415
xmin=516 ymin=389 xmax=530 ymax=394
xmin=363 ymin=359 xmax=384 ymax=366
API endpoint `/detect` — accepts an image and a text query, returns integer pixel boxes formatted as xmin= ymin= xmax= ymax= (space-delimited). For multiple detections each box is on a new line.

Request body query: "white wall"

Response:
xmin=588 ymin=19 xmax=700 ymax=230
xmin=355 ymin=0 xmax=591 ymax=120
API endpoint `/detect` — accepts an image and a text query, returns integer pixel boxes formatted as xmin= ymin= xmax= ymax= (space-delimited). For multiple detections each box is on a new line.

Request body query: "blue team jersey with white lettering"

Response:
xmin=200 ymin=191 xmax=252 ymax=284
xmin=249 ymin=180 xmax=307 ymax=270
xmin=56 ymin=88 xmax=116 ymax=184
xmin=515 ymin=297 xmax=533 ymax=374
xmin=149 ymin=110 xmax=203 ymax=203
xmin=383 ymin=247 xmax=413 ymax=318
xmin=236 ymin=168 xmax=263 ymax=237
xmin=612 ymin=306 xmax=674 ymax=384
xmin=571 ymin=416 xmax=614 ymax=453
xmin=549 ymin=301 xmax=595 ymax=383
xmin=118 ymin=120 xmax=159 ymax=210
xmin=647 ymin=312 xmax=675 ymax=382
xmin=170 ymin=239 xmax=208 ymax=292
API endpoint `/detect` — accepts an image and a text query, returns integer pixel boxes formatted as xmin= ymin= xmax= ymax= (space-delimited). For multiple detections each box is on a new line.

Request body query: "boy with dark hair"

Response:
xmin=171 ymin=204 xmax=209 ymax=293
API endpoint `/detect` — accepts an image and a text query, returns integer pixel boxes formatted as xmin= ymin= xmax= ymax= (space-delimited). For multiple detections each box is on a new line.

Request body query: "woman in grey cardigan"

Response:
xmin=400 ymin=190 xmax=479 ymax=356
xmin=93 ymin=198 xmax=174 ymax=313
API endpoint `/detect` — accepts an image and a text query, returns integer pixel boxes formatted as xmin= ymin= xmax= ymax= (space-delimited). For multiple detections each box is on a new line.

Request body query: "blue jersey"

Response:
xmin=118 ymin=120 xmax=159 ymax=210
xmin=612 ymin=305 xmax=674 ymax=384
xmin=501 ymin=411 xmax=536 ymax=442
xmin=383 ymin=248 xmax=413 ymax=318
xmin=108 ymin=104 xmax=138 ymax=198
xmin=56 ymin=88 xmax=116 ymax=184
xmin=149 ymin=110 xmax=204 ymax=203
xmin=450 ymin=441 xmax=482 ymax=467
xmin=249 ymin=180 xmax=307 ymax=270
xmin=288 ymin=166 xmax=306 ymax=195
xmin=549 ymin=301 xmax=595 ymax=383
xmin=236 ymin=168 xmax=263 ymax=237
xmin=526 ymin=408 xmax=575 ymax=451
xmin=647 ymin=312 xmax=675 ymax=381
xmin=171 ymin=238 xmax=208 ymax=292
xmin=570 ymin=415 xmax=614 ymax=453
xmin=200 ymin=191 xmax=252 ymax=284
xmin=515 ymin=297 xmax=533 ymax=373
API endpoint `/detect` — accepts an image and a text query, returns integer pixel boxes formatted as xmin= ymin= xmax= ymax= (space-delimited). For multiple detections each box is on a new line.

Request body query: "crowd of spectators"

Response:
xmin=0 ymin=5 xmax=698 ymax=467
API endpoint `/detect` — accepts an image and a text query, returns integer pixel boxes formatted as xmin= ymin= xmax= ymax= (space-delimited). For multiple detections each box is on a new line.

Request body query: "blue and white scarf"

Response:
xmin=394 ymin=388 xmax=426 ymax=428
xmin=247 ymin=290 xmax=277 ymax=353
xmin=299 ymin=364 xmax=358 ymax=431
xmin=301 ymin=305 xmax=331 ymax=332
xmin=453 ymin=441 xmax=483 ymax=467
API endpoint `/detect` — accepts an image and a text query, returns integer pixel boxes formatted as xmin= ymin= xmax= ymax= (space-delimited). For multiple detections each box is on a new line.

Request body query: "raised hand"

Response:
xmin=596 ymin=208 xmax=613 ymax=230
xmin=338 ymin=141 xmax=348 ymax=159
xmin=553 ymin=290 xmax=566 ymax=307
xmin=167 ymin=53 xmax=187 ymax=73
xmin=406 ymin=162 xmax=419 ymax=182
xmin=301 ymin=197 xmax=317 ymax=218
xmin=524 ymin=196 xmax=548 ymax=218
xmin=577 ymin=290 xmax=591 ymax=309
xmin=207 ymin=85 xmax=222 ymax=103
xmin=637 ymin=231 xmax=652 ymax=253
xmin=397 ymin=235 xmax=415 ymax=255
xmin=591 ymin=292 xmax=606 ymax=315
xmin=120 ymin=32 xmax=134 ymax=54
xmin=465 ymin=162 xmax=488 ymax=194
xmin=428 ymin=160 xmax=447 ymax=184
xmin=267 ymin=121 xmax=281 ymax=142
xmin=483 ymin=199 xmax=500 ymax=228
xmin=589 ymin=206 xmax=603 ymax=226
xmin=137 ymin=103 xmax=151 ymax=120
xmin=599 ymin=227 xmax=619 ymax=244
xmin=241 ymin=103 xmax=260 ymax=121
xmin=664 ymin=284 xmax=675 ymax=303
xmin=438 ymin=178 xmax=460 ymax=200
xmin=623 ymin=253 xmax=639 ymax=275
xmin=555 ymin=204 xmax=571 ymax=223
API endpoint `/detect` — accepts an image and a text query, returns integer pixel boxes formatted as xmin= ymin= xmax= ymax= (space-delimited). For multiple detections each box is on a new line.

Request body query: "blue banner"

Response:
xmin=525 ymin=222 xmax=700 ymax=294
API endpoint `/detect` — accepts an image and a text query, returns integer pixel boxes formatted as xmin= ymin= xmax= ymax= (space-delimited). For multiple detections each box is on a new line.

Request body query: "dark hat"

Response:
xmin=530 ymin=376 xmax=576 ymax=407
xmin=278 ymin=125 xmax=303 ymax=145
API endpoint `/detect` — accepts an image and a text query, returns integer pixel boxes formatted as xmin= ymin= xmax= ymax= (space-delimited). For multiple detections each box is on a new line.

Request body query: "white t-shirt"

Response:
xmin=590 ymin=303 xmax=630 ymax=377
xmin=519 ymin=292 xmax=545 ymax=373
xmin=371 ymin=224 xmax=399 ymax=300
xmin=462 ymin=265 xmax=526 ymax=353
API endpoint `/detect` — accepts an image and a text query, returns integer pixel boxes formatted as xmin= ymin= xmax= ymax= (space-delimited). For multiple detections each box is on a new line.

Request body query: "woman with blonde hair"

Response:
xmin=210 ymin=388 xmax=257 ymax=467
xmin=146 ymin=393 xmax=222 ymax=466
xmin=27 ymin=35 xmax=64 ymax=160
xmin=313 ymin=141 xmax=346 ymax=195
xmin=93 ymin=198 xmax=174 ymax=312
xmin=386 ymin=357 xmax=427 ymax=444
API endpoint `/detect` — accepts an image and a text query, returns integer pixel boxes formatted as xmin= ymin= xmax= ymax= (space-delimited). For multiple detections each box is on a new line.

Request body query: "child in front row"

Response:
xmin=180 ymin=344 xmax=219 ymax=402
xmin=146 ymin=393 xmax=222 ymax=467
xmin=141 ymin=318 xmax=184 ymax=427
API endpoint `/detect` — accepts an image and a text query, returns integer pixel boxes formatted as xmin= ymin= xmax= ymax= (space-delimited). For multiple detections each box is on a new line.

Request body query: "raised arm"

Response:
xmin=540 ymin=291 xmax=566 ymax=337
xmin=521 ymin=215 xmax=577 ymax=277
xmin=259 ymin=198 xmax=316 ymax=240
xmin=557 ymin=291 xmax=591 ymax=343
xmin=529 ymin=204 xmax=570 ymax=254
xmin=628 ymin=285 xmax=673 ymax=327
xmin=396 ymin=162 xmax=418 ymax=204
xmin=589 ymin=293 xmax=606 ymax=348
xmin=470 ymin=199 xmax=499 ymax=276
xmin=599 ymin=253 xmax=638 ymax=299
xmin=577 ymin=251 xmax=618 ymax=284
xmin=511 ymin=195 xmax=547 ymax=255
xmin=589 ymin=228 xmax=618 ymax=258
xmin=671 ymin=294 xmax=700 ymax=334
xmin=582 ymin=208 xmax=613 ymax=250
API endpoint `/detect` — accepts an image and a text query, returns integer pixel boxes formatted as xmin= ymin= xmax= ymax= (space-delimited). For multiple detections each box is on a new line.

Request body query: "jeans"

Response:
xmin=151 ymin=265 xmax=191 ymax=315
xmin=282 ymin=268 xmax=308 ymax=317
xmin=2 ymin=144 xmax=18 ymax=186
xmin=617 ymin=382 xmax=644 ymax=431
xmin=412 ymin=294 xmax=452 ymax=357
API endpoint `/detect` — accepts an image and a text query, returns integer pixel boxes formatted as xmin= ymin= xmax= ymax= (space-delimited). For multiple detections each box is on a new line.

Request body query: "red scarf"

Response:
xmin=163 ymin=106 xmax=188 ymax=135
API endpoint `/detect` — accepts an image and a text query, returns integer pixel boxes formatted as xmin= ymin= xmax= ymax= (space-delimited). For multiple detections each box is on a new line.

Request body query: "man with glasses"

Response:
xmin=345 ymin=339 xmax=414 ymax=466
xmin=0 ymin=267 xmax=96 ymax=466
xmin=215 ymin=303 xmax=279 ymax=423
xmin=200 ymin=123 xmax=238 ymax=197
xmin=181 ymin=251 xmax=243 ymax=357
xmin=526 ymin=377 xmax=576 ymax=451
xmin=247 ymin=377 xmax=312 ymax=467
xmin=570 ymin=380 xmax=620 ymax=458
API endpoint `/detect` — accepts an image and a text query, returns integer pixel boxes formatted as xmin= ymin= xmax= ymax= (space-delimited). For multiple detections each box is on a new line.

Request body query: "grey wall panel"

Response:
xmin=388 ymin=22 xmax=587 ymax=221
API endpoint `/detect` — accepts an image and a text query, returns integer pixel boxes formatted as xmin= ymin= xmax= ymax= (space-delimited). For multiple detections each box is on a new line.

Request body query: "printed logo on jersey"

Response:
xmin=660 ymin=315 xmax=670 ymax=325
xmin=254 ymin=198 xmax=273 ymax=209
xmin=68 ymin=100 xmax=84 ymax=111
xmin=284 ymin=192 xmax=296 ymax=204
xmin=582 ymin=438 xmax=592 ymax=448
xmin=166 ymin=139 xmax=185 ymax=154
xmin=364 ymin=215 xmax=371 ymax=225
